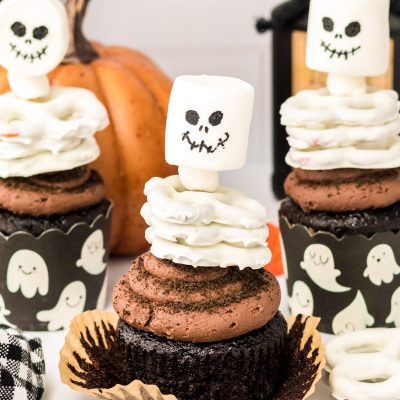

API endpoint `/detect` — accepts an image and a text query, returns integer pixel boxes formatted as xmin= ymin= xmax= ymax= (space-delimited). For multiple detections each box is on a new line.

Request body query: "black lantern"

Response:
xmin=257 ymin=0 xmax=400 ymax=199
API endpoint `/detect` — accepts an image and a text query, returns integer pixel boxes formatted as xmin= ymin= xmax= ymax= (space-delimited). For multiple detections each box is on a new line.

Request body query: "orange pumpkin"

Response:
xmin=0 ymin=0 xmax=175 ymax=255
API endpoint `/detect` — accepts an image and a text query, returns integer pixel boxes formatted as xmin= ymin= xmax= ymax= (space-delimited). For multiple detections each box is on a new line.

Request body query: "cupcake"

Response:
xmin=59 ymin=75 xmax=326 ymax=400
xmin=111 ymin=75 xmax=289 ymax=399
xmin=279 ymin=0 xmax=400 ymax=334
xmin=0 ymin=0 xmax=111 ymax=331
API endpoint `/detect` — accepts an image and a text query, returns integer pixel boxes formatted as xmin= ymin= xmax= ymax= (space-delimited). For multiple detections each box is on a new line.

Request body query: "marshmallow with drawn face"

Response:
xmin=0 ymin=0 xmax=69 ymax=99
xmin=307 ymin=0 xmax=390 ymax=77
xmin=165 ymin=75 xmax=254 ymax=191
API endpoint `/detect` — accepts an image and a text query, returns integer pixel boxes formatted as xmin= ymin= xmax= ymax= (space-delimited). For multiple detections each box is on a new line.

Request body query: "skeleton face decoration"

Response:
xmin=182 ymin=109 xmax=229 ymax=154
xmin=0 ymin=0 xmax=69 ymax=77
xmin=306 ymin=0 xmax=390 ymax=77
xmin=165 ymin=75 xmax=254 ymax=172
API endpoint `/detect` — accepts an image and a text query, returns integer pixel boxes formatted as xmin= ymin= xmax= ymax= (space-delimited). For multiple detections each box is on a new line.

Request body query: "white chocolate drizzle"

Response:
xmin=0 ymin=87 xmax=108 ymax=177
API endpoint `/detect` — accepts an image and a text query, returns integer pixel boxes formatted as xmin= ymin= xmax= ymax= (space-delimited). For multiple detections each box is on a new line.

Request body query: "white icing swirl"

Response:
xmin=0 ymin=86 xmax=108 ymax=177
xmin=140 ymin=175 xmax=271 ymax=269
xmin=281 ymin=88 xmax=400 ymax=170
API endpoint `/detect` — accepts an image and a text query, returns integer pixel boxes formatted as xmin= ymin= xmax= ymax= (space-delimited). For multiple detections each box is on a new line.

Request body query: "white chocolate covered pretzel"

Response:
xmin=326 ymin=329 xmax=400 ymax=400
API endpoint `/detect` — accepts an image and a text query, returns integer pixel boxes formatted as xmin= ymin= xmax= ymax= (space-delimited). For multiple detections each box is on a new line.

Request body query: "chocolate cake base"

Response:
xmin=280 ymin=197 xmax=400 ymax=236
xmin=0 ymin=199 xmax=111 ymax=236
xmin=118 ymin=312 xmax=288 ymax=400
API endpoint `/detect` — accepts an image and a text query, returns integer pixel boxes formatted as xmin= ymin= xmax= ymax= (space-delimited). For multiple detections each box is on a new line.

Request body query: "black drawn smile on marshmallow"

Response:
xmin=9 ymin=43 xmax=48 ymax=63
xmin=320 ymin=40 xmax=361 ymax=60
xmin=182 ymin=131 xmax=230 ymax=154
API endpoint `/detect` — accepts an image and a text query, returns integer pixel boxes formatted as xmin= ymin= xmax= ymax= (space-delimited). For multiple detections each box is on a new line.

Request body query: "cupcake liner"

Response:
xmin=0 ymin=203 xmax=112 ymax=331
xmin=59 ymin=310 xmax=325 ymax=400
xmin=278 ymin=315 xmax=326 ymax=400
xmin=280 ymin=215 xmax=400 ymax=334
xmin=117 ymin=313 xmax=287 ymax=400
xmin=59 ymin=310 xmax=177 ymax=400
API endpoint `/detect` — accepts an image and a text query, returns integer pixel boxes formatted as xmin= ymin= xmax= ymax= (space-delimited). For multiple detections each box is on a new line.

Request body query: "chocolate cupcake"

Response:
xmin=279 ymin=0 xmax=400 ymax=333
xmin=113 ymin=253 xmax=285 ymax=399
xmin=0 ymin=0 xmax=111 ymax=331
xmin=59 ymin=75 xmax=325 ymax=400
xmin=109 ymin=75 xmax=293 ymax=399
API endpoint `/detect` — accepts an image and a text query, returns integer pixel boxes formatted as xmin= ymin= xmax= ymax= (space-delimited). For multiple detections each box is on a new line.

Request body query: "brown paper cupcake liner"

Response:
xmin=276 ymin=315 xmax=326 ymax=400
xmin=59 ymin=310 xmax=325 ymax=400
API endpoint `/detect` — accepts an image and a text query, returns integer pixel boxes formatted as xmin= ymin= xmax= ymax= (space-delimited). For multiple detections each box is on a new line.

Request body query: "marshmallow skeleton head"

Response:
xmin=0 ymin=0 xmax=69 ymax=99
xmin=165 ymin=75 xmax=254 ymax=172
xmin=306 ymin=0 xmax=390 ymax=77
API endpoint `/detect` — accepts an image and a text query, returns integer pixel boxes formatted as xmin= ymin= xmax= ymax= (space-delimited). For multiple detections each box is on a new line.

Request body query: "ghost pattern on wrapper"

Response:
xmin=300 ymin=244 xmax=351 ymax=293
xmin=7 ymin=249 xmax=49 ymax=299
xmin=332 ymin=291 xmax=375 ymax=335
xmin=76 ymin=230 xmax=107 ymax=276
xmin=0 ymin=0 xmax=69 ymax=99
xmin=36 ymin=281 xmax=87 ymax=331
xmin=96 ymin=271 xmax=109 ymax=310
xmin=364 ymin=244 xmax=400 ymax=286
xmin=288 ymin=281 xmax=314 ymax=316
xmin=386 ymin=287 xmax=400 ymax=327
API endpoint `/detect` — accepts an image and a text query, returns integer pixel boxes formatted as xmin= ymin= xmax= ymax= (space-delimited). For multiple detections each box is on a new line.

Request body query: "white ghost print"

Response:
xmin=36 ymin=281 xmax=86 ymax=331
xmin=332 ymin=291 xmax=375 ymax=335
xmin=0 ymin=293 xmax=15 ymax=328
xmin=7 ymin=250 xmax=49 ymax=299
xmin=300 ymin=244 xmax=351 ymax=293
xmin=76 ymin=230 xmax=106 ymax=275
xmin=96 ymin=271 xmax=109 ymax=310
xmin=386 ymin=287 xmax=400 ymax=327
xmin=364 ymin=244 xmax=400 ymax=286
xmin=288 ymin=281 xmax=314 ymax=316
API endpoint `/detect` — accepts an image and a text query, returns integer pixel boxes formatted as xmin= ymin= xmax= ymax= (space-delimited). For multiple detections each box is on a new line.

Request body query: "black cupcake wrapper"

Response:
xmin=280 ymin=215 xmax=400 ymax=334
xmin=117 ymin=313 xmax=288 ymax=400
xmin=0 ymin=204 xmax=112 ymax=331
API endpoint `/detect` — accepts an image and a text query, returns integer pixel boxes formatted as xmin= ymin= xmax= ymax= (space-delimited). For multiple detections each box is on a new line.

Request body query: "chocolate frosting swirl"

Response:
xmin=285 ymin=168 xmax=400 ymax=213
xmin=112 ymin=252 xmax=281 ymax=343
xmin=0 ymin=167 xmax=104 ymax=216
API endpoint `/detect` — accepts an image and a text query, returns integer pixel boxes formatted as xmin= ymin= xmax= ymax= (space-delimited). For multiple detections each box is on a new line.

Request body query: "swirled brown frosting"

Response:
xmin=284 ymin=168 xmax=400 ymax=213
xmin=112 ymin=252 xmax=281 ymax=343
xmin=0 ymin=166 xmax=104 ymax=216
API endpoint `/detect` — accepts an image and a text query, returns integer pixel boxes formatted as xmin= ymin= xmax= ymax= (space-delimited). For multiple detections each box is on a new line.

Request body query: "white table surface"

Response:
xmin=35 ymin=257 xmax=334 ymax=400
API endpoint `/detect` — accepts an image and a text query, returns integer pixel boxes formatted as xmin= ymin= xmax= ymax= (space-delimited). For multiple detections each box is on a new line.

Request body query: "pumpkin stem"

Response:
xmin=64 ymin=0 xmax=99 ymax=64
